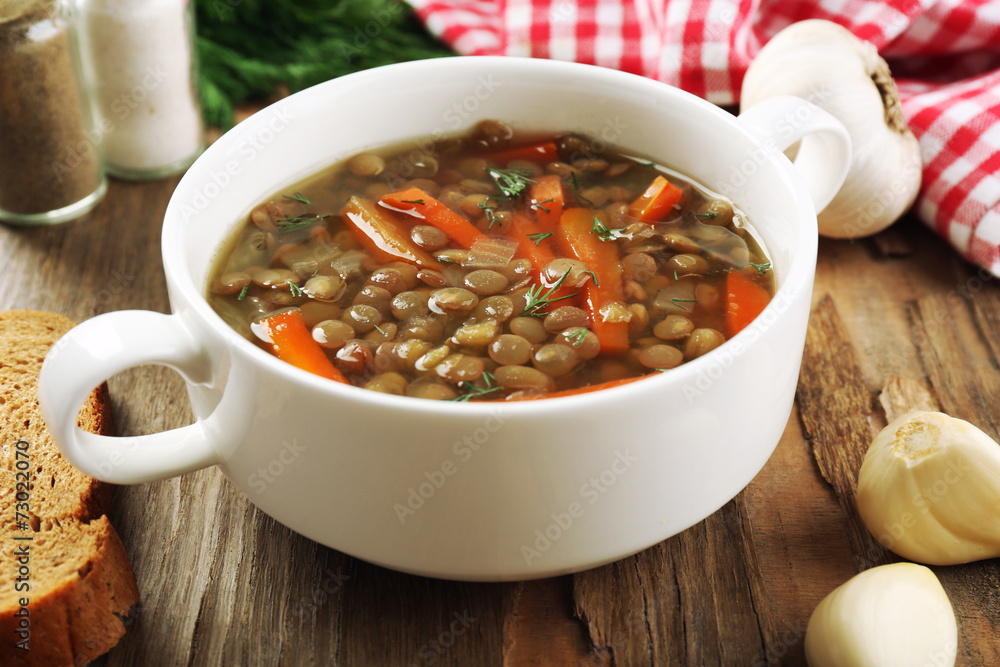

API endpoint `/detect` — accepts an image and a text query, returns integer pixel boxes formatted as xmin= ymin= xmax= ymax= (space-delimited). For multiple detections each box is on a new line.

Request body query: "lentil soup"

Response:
xmin=207 ymin=120 xmax=775 ymax=401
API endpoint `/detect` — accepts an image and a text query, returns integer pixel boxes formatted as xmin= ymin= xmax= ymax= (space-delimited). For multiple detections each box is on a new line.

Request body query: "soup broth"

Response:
xmin=207 ymin=120 xmax=775 ymax=401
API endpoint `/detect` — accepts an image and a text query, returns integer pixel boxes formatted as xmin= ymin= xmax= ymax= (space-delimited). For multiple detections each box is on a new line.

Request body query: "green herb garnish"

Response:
xmin=289 ymin=282 xmax=304 ymax=298
xmin=400 ymin=199 xmax=424 ymax=205
xmin=691 ymin=211 xmax=718 ymax=220
xmin=438 ymin=256 xmax=460 ymax=265
xmin=237 ymin=284 xmax=249 ymax=300
xmin=528 ymin=232 xmax=553 ymax=246
xmin=750 ymin=261 xmax=772 ymax=275
xmin=277 ymin=214 xmax=327 ymax=234
xmin=373 ymin=323 xmax=387 ymax=335
xmin=532 ymin=198 xmax=554 ymax=214
xmin=478 ymin=199 xmax=500 ymax=230
xmin=590 ymin=216 xmax=621 ymax=242
xmin=568 ymin=328 xmax=588 ymax=347
xmin=485 ymin=167 xmax=536 ymax=199
xmin=283 ymin=192 xmax=311 ymax=205
xmin=520 ymin=270 xmax=578 ymax=318
xmin=447 ymin=371 xmax=502 ymax=402
xmin=670 ymin=297 xmax=698 ymax=312
xmin=584 ymin=269 xmax=599 ymax=286
xmin=565 ymin=172 xmax=594 ymax=206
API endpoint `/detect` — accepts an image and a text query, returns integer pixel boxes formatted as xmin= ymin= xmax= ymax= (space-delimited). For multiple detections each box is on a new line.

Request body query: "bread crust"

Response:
xmin=0 ymin=310 xmax=139 ymax=666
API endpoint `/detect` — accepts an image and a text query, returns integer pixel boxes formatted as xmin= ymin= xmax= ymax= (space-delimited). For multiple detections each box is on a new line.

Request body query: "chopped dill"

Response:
xmin=277 ymin=214 xmax=328 ymax=234
xmin=446 ymin=371 xmax=502 ymax=402
xmin=568 ymin=328 xmax=588 ymax=346
xmin=520 ymin=270 xmax=578 ymax=317
xmin=282 ymin=192 xmax=311 ymax=205
xmin=532 ymin=198 xmax=554 ymax=214
xmin=485 ymin=167 xmax=536 ymax=199
xmin=670 ymin=297 xmax=698 ymax=311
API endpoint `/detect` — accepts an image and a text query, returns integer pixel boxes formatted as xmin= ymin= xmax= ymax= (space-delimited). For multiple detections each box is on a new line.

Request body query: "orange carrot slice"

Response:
xmin=627 ymin=175 xmax=683 ymax=222
xmin=258 ymin=309 xmax=348 ymax=384
xmin=485 ymin=140 xmax=559 ymax=166
xmin=381 ymin=188 xmax=486 ymax=249
xmin=724 ymin=269 xmax=771 ymax=337
xmin=508 ymin=375 xmax=645 ymax=400
xmin=529 ymin=174 xmax=565 ymax=230
xmin=556 ymin=208 xmax=629 ymax=355
xmin=509 ymin=212 xmax=578 ymax=311
xmin=340 ymin=196 xmax=441 ymax=269
xmin=510 ymin=211 xmax=556 ymax=274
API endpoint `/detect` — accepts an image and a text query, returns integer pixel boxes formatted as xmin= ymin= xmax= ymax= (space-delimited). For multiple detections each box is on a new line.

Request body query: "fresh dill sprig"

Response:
xmin=750 ymin=261 xmax=772 ymax=275
xmin=565 ymin=172 xmax=594 ymax=206
xmin=691 ymin=211 xmax=718 ymax=220
xmin=486 ymin=167 xmax=536 ymax=199
xmin=400 ymin=199 xmax=424 ymax=205
xmin=590 ymin=216 xmax=624 ymax=242
xmin=194 ymin=0 xmax=454 ymax=129
xmin=567 ymin=328 xmax=588 ymax=346
xmin=528 ymin=232 xmax=553 ymax=246
xmin=478 ymin=199 xmax=500 ymax=229
xmin=277 ymin=214 xmax=327 ymax=234
xmin=237 ymin=284 xmax=249 ymax=300
xmin=532 ymin=198 xmax=554 ymax=214
xmin=289 ymin=282 xmax=304 ymax=298
xmin=670 ymin=297 xmax=698 ymax=311
xmin=520 ymin=270 xmax=578 ymax=317
xmin=446 ymin=371 xmax=502 ymax=402
xmin=283 ymin=192 xmax=311 ymax=205
xmin=584 ymin=269 xmax=599 ymax=286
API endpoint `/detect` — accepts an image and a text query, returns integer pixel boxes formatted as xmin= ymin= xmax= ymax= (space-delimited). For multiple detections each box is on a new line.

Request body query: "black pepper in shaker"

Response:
xmin=0 ymin=0 xmax=107 ymax=225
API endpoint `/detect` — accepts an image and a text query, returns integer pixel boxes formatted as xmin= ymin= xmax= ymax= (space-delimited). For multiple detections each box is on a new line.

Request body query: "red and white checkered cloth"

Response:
xmin=410 ymin=0 xmax=1000 ymax=277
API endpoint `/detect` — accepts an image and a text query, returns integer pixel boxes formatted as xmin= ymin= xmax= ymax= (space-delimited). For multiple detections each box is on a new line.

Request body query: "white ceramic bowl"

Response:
xmin=39 ymin=57 xmax=849 ymax=581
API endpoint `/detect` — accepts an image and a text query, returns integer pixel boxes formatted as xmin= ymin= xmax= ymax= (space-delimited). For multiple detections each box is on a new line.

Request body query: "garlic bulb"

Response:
xmin=805 ymin=563 xmax=957 ymax=667
xmin=740 ymin=20 xmax=921 ymax=239
xmin=857 ymin=411 xmax=1000 ymax=565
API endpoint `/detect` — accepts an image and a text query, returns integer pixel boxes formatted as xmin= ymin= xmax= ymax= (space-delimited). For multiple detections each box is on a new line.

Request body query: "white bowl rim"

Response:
xmin=163 ymin=56 xmax=817 ymax=418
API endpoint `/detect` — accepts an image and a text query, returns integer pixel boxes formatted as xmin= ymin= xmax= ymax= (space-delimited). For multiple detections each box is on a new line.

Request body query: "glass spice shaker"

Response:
xmin=77 ymin=0 xmax=205 ymax=180
xmin=0 ymin=0 xmax=107 ymax=226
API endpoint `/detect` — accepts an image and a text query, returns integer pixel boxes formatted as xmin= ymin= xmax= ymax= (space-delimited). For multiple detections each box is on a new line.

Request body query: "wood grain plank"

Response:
xmin=795 ymin=294 xmax=892 ymax=572
xmin=339 ymin=562 xmax=505 ymax=667
xmin=878 ymin=375 xmax=940 ymax=422
xmin=742 ymin=407 xmax=856 ymax=666
xmin=870 ymin=228 xmax=914 ymax=258
xmin=502 ymin=578 xmax=595 ymax=666
xmin=970 ymin=285 xmax=1000 ymax=372
xmin=906 ymin=288 xmax=1000 ymax=667
xmin=572 ymin=494 xmax=772 ymax=666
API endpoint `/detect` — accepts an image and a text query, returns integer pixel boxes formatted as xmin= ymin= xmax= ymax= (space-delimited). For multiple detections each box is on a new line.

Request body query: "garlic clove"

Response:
xmin=857 ymin=410 xmax=1000 ymax=565
xmin=740 ymin=19 xmax=921 ymax=239
xmin=805 ymin=562 xmax=957 ymax=667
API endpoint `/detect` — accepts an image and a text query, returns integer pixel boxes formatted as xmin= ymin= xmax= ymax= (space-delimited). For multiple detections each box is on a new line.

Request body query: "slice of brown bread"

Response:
xmin=0 ymin=310 xmax=139 ymax=666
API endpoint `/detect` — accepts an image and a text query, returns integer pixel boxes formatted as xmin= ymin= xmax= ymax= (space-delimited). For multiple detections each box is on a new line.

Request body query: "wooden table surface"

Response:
xmin=3 ymin=167 xmax=1000 ymax=665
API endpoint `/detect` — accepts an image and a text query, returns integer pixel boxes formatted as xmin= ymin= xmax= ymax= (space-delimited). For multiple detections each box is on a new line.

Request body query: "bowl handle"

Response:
xmin=736 ymin=95 xmax=852 ymax=214
xmin=38 ymin=310 xmax=229 ymax=483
